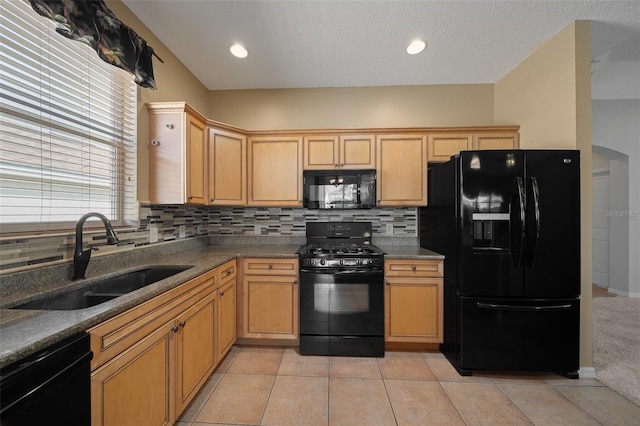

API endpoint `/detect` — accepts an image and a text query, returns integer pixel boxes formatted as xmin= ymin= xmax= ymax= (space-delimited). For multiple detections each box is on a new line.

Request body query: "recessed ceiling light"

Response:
xmin=406 ymin=40 xmax=426 ymax=55
xmin=230 ymin=44 xmax=248 ymax=58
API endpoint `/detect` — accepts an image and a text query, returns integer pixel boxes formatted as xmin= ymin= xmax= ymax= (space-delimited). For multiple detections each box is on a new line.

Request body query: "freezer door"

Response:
xmin=524 ymin=151 xmax=581 ymax=298
xmin=458 ymin=297 xmax=579 ymax=374
xmin=459 ymin=150 xmax=525 ymax=297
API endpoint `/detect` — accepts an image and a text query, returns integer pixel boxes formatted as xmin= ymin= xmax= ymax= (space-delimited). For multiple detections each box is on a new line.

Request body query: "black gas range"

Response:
xmin=298 ymin=222 xmax=385 ymax=357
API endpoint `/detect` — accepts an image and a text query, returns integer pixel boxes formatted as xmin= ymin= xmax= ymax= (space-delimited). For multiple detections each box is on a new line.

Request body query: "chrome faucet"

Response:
xmin=73 ymin=212 xmax=120 ymax=280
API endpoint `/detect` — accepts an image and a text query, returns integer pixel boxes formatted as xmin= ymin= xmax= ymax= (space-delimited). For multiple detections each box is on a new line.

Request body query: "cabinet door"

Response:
xmin=91 ymin=321 xmax=175 ymax=426
xmin=304 ymin=135 xmax=339 ymax=169
xmin=376 ymin=134 xmax=427 ymax=206
xmin=248 ymin=136 xmax=303 ymax=206
xmin=472 ymin=132 xmax=519 ymax=150
xmin=185 ymin=113 xmax=207 ymax=204
xmin=385 ymin=277 xmax=443 ymax=343
xmin=243 ymin=275 xmax=299 ymax=339
xmin=427 ymin=133 xmax=472 ymax=163
xmin=217 ymin=277 xmax=237 ymax=360
xmin=208 ymin=128 xmax=247 ymax=205
xmin=340 ymin=134 xmax=375 ymax=169
xmin=175 ymin=290 xmax=217 ymax=414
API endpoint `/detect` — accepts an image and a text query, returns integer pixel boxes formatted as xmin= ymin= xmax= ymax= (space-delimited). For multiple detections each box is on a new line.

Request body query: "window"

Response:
xmin=0 ymin=0 xmax=137 ymax=234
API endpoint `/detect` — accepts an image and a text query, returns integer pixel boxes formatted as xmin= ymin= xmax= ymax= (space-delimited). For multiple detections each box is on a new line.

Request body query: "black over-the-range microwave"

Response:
xmin=303 ymin=169 xmax=376 ymax=209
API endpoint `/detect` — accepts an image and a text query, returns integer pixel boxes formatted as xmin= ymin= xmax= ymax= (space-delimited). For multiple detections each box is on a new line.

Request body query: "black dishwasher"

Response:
xmin=0 ymin=331 xmax=92 ymax=426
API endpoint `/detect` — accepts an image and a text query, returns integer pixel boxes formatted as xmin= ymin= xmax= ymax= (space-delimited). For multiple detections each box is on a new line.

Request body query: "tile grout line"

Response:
xmin=377 ymin=356 xmax=400 ymax=426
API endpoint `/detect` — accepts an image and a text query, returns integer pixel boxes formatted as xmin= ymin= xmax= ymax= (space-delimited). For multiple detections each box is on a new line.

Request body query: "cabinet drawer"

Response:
xmin=217 ymin=259 xmax=237 ymax=284
xmin=384 ymin=259 xmax=443 ymax=277
xmin=242 ymin=258 xmax=299 ymax=276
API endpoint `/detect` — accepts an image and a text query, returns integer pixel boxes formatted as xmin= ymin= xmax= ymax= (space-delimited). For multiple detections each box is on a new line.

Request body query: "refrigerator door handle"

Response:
xmin=476 ymin=302 xmax=573 ymax=311
xmin=510 ymin=177 xmax=526 ymax=268
xmin=526 ymin=176 xmax=541 ymax=268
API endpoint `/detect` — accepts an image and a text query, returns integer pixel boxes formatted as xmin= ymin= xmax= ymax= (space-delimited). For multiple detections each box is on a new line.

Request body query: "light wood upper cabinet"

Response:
xmin=304 ymin=134 xmax=375 ymax=169
xmin=384 ymin=259 xmax=444 ymax=344
xmin=473 ymin=132 xmax=520 ymax=150
xmin=147 ymin=102 xmax=207 ymax=205
xmin=208 ymin=127 xmax=247 ymax=206
xmin=248 ymin=136 xmax=303 ymax=206
xmin=427 ymin=133 xmax=472 ymax=163
xmin=376 ymin=134 xmax=428 ymax=206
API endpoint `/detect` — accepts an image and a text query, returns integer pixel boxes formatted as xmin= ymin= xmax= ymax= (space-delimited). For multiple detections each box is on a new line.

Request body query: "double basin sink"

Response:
xmin=10 ymin=266 xmax=193 ymax=311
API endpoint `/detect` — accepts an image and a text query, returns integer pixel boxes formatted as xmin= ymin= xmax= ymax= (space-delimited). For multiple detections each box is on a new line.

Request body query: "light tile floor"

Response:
xmin=177 ymin=345 xmax=640 ymax=426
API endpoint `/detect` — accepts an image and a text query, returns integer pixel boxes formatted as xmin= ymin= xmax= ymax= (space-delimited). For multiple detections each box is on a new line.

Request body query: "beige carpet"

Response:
xmin=592 ymin=295 xmax=640 ymax=406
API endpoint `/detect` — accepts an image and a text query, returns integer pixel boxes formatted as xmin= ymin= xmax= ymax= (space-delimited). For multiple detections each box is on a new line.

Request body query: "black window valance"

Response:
xmin=29 ymin=0 xmax=162 ymax=90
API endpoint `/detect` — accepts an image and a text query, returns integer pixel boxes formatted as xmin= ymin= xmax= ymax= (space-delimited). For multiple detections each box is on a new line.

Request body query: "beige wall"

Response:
xmin=107 ymin=1 xmax=209 ymax=203
xmin=495 ymin=21 xmax=593 ymax=370
xmin=208 ymin=85 xmax=495 ymax=130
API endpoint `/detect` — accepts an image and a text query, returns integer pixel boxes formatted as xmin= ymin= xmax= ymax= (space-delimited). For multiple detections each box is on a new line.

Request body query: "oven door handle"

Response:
xmin=300 ymin=268 xmax=383 ymax=275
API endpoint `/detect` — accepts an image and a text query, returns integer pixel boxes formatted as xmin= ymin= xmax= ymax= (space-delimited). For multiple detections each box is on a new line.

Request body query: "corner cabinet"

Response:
xmin=208 ymin=127 xmax=247 ymax=206
xmin=304 ymin=134 xmax=375 ymax=170
xmin=376 ymin=134 xmax=428 ymax=206
xmin=147 ymin=102 xmax=208 ymax=205
xmin=248 ymin=136 xmax=303 ymax=207
xmin=240 ymin=258 xmax=299 ymax=341
xmin=384 ymin=259 xmax=444 ymax=344
xmin=89 ymin=264 xmax=235 ymax=426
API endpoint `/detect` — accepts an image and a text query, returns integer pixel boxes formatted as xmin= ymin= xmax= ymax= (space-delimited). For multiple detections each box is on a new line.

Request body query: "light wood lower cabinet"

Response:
xmin=384 ymin=259 xmax=444 ymax=344
xmin=175 ymin=290 xmax=217 ymax=414
xmin=240 ymin=258 xmax=299 ymax=340
xmin=91 ymin=320 xmax=175 ymax=426
xmin=89 ymin=264 xmax=236 ymax=426
xmin=217 ymin=260 xmax=237 ymax=360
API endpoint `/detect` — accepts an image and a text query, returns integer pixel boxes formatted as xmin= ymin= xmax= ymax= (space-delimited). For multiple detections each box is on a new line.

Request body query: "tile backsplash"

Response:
xmin=0 ymin=205 xmax=416 ymax=271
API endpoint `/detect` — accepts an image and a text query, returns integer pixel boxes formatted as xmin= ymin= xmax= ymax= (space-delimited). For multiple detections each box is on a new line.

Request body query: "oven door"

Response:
xmin=299 ymin=268 xmax=384 ymax=356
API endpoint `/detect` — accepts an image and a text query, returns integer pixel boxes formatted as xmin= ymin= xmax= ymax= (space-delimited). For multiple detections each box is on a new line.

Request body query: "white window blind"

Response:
xmin=0 ymin=0 xmax=137 ymax=233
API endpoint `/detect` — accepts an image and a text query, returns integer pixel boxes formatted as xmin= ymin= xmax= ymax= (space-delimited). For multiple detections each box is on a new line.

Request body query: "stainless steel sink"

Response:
xmin=10 ymin=266 xmax=193 ymax=311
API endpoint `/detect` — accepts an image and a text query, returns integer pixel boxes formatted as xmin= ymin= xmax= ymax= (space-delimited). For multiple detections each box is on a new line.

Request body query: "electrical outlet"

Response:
xmin=386 ymin=224 xmax=394 ymax=234
xmin=254 ymin=224 xmax=261 ymax=235
xmin=149 ymin=226 xmax=158 ymax=243
xmin=179 ymin=225 xmax=186 ymax=238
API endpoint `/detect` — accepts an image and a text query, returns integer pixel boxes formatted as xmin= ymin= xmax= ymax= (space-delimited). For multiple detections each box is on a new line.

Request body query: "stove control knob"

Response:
xmin=308 ymin=259 xmax=315 ymax=266
xmin=320 ymin=259 xmax=326 ymax=266
xmin=356 ymin=259 xmax=363 ymax=265
xmin=339 ymin=259 xmax=344 ymax=266
xmin=368 ymin=259 xmax=374 ymax=265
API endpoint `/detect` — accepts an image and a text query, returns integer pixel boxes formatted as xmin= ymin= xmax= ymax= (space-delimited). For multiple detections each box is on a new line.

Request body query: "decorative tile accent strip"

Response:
xmin=0 ymin=205 xmax=416 ymax=272
xmin=207 ymin=207 xmax=417 ymax=237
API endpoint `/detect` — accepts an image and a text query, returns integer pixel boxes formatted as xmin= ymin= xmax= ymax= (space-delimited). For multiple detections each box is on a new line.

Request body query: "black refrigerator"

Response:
xmin=420 ymin=150 xmax=580 ymax=378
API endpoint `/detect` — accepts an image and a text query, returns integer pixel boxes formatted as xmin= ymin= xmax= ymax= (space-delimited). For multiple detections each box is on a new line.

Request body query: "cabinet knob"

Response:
xmin=226 ymin=269 xmax=233 ymax=276
xmin=220 ymin=291 xmax=225 ymax=296
xmin=340 ymin=163 xmax=344 ymax=167
xmin=268 ymin=264 xmax=273 ymax=269
xmin=150 ymin=139 xmax=159 ymax=146
xmin=187 ymin=195 xmax=194 ymax=200
xmin=165 ymin=124 xmax=174 ymax=129
xmin=210 ymin=198 xmax=215 ymax=202
xmin=172 ymin=326 xmax=179 ymax=333
xmin=412 ymin=265 xmax=417 ymax=271
xmin=293 ymin=280 xmax=298 ymax=285
xmin=385 ymin=281 xmax=390 ymax=286
xmin=179 ymin=321 xmax=186 ymax=328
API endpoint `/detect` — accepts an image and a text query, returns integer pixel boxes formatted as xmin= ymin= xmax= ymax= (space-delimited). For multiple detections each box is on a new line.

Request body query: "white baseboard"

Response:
xmin=579 ymin=367 xmax=597 ymax=379
xmin=607 ymin=288 xmax=640 ymax=298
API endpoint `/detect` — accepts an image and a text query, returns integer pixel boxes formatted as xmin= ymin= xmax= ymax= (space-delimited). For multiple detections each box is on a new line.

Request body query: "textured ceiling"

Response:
xmin=122 ymin=0 xmax=640 ymax=91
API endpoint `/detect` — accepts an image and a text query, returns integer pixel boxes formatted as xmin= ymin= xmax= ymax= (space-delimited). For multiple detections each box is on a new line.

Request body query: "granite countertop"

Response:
xmin=0 ymin=238 xmax=442 ymax=368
